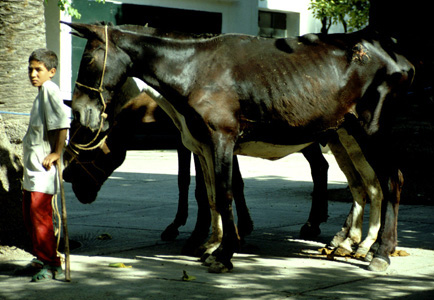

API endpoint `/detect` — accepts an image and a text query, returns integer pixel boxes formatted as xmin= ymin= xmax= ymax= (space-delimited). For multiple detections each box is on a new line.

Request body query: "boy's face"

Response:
xmin=28 ymin=60 xmax=56 ymax=88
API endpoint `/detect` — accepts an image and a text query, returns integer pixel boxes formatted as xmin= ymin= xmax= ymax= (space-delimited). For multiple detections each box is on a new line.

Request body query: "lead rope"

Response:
xmin=71 ymin=25 xmax=109 ymax=151
xmin=52 ymin=193 xmax=63 ymax=262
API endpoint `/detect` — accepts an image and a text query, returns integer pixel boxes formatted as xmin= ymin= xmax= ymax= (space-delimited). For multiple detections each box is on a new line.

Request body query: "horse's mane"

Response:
xmin=92 ymin=21 xmax=220 ymax=40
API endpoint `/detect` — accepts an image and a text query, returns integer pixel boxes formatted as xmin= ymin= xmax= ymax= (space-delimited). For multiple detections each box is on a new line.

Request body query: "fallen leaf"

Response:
xmin=108 ymin=263 xmax=132 ymax=268
xmin=318 ymin=247 xmax=334 ymax=255
xmin=98 ymin=233 xmax=112 ymax=240
xmin=390 ymin=250 xmax=410 ymax=257
xmin=181 ymin=270 xmax=196 ymax=281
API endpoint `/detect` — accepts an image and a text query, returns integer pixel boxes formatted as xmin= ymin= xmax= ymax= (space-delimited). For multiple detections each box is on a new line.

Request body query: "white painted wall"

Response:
xmin=45 ymin=0 xmax=72 ymax=100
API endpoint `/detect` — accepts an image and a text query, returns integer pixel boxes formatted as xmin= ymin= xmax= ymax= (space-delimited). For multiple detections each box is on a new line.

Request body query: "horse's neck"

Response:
xmin=121 ymin=33 xmax=198 ymax=96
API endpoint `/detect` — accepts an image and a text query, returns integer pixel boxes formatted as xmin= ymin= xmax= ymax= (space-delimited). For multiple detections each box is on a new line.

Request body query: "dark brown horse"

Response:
xmin=62 ymin=22 xmax=414 ymax=272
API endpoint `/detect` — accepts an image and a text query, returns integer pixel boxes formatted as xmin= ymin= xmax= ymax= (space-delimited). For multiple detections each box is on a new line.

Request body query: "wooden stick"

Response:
xmin=57 ymin=159 xmax=71 ymax=282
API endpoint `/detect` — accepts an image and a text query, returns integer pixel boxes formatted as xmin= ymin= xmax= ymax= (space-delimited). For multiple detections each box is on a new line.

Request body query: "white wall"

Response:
xmin=45 ymin=0 xmax=72 ymax=100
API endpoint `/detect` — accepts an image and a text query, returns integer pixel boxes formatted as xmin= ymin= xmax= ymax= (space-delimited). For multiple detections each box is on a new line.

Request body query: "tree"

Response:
xmin=0 ymin=0 xmax=106 ymax=248
xmin=0 ymin=0 xmax=46 ymax=247
xmin=309 ymin=0 xmax=370 ymax=33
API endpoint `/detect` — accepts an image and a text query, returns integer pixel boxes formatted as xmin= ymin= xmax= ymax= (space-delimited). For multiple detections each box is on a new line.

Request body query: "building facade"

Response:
xmin=45 ymin=0 xmax=344 ymax=100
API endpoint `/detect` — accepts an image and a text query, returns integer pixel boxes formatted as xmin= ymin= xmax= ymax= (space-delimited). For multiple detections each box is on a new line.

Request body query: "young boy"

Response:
xmin=20 ymin=48 xmax=70 ymax=282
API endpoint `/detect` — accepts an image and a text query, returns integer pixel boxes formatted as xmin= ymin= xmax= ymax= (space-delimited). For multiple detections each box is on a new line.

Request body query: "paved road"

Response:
xmin=1 ymin=150 xmax=434 ymax=299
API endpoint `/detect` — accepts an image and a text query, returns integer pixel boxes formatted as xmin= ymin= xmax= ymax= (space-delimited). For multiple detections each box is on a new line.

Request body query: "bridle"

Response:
xmin=70 ymin=25 xmax=109 ymax=151
xmin=67 ymin=25 xmax=111 ymax=184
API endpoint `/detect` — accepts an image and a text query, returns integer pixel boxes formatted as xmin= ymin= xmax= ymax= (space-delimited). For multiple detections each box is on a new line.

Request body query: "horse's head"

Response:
xmin=63 ymin=141 xmax=125 ymax=204
xmin=63 ymin=87 xmax=152 ymax=205
xmin=351 ymin=32 xmax=415 ymax=136
xmin=62 ymin=22 xmax=133 ymax=141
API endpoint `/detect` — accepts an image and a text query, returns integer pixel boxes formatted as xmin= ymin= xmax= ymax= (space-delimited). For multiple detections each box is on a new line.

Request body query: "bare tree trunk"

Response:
xmin=0 ymin=0 xmax=46 ymax=247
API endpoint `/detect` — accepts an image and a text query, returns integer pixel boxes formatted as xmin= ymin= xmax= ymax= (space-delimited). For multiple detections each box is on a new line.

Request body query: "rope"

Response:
xmin=52 ymin=192 xmax=64 ymax=263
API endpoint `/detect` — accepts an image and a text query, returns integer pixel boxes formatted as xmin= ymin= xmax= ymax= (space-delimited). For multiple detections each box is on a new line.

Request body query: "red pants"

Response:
xmin=22 ymin=190 xmax=61 ymax=267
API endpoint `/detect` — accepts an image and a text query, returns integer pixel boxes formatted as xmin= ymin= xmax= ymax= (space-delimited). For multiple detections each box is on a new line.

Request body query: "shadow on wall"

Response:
xmin=0 ymin=118 xmax=27 ymax=248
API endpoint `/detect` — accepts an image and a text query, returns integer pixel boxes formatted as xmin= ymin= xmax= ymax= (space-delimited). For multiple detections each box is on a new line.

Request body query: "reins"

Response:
xmin=71 ymin=25 xmax=109 ymax=151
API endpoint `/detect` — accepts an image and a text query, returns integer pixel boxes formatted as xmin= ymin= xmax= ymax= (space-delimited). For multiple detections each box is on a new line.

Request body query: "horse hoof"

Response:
xmin=368 ymin=257 xmax=390 ymax=272
xmin=330 ymin=235 xmax=346 ymax=248
xmin=208 ymin=261 xmax=232 ymax=273
xmin=202 ymin=254 xmax=215 ymax=266
xmin=299 ymin=222 xmax=321 ymax=239
xmin=364 ymin=251 xmax=374 ymax=262
xmin=334 ymin=246 xmax=352 ymax=257
xmin=160 ymin=224 xmax=179 ymax=241
xmin=354 ymin=246 xmax=369 ymax=259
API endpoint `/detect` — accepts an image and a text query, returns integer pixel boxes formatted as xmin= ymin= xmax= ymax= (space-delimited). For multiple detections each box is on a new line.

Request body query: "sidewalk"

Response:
xmin=1 ymin=151 xmax=434 ymax=299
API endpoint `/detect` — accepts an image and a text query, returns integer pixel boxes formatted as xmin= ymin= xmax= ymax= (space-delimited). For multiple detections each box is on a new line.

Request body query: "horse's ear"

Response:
xmin=60 ymin=21 xmax=105 ymax=42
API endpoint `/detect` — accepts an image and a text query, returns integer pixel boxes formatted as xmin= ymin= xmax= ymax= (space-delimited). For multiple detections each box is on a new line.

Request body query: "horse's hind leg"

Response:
xmin=181 ymin=154 xmax=212 ymax=256
xmin=232 ymin=155 xmax=254 ymax=239
xmin=337 ymin=129 xmax=383 ymax=258
xmin=299 ymin=143 xmax=329 ymax=239
xmin=161 ymin=144 xmax=191 ymax=241
xmin=328 ymin=136 xmax=367 ymax=255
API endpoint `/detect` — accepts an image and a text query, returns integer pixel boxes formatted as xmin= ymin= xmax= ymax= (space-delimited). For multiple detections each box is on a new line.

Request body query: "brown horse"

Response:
xmin=64 ymin=77 xmax=329 ymax=253
xmin=64 ymin=83 xmax=253 ymax=255
xmin=62 ymin=22 xmax=414 ymax=272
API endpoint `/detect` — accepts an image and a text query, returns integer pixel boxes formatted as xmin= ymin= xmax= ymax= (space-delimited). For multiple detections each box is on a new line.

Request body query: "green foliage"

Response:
xmin=309 ymin=0 xmax=370 ymax=33
xmin=45 ymin=0 xmax=106 ymax=20
xmin=56 ymin=0 xmax=81 ymax=19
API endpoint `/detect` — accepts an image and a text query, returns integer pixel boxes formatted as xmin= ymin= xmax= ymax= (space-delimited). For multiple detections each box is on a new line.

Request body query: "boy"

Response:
xmin=20 ymin=48 xmax=70 ymax=282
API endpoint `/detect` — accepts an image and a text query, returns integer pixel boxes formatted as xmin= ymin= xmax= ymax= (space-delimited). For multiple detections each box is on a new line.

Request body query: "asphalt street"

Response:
xmin=1 ymin=150 xmax=433 ymax=299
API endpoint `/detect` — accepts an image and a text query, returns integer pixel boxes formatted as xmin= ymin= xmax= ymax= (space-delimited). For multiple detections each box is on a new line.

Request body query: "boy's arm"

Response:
xmin=43 ymin=128 xmax=68 ymax=171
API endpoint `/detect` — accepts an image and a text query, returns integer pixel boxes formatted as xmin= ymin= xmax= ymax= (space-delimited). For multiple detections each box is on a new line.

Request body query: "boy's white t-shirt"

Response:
xmin=22 ymin=80 xmax=70 ymax=195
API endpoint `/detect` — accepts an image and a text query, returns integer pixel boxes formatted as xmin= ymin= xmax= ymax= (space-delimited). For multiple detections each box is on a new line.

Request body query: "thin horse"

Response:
xmin=62 ymin=22 xmax=414 ymax=272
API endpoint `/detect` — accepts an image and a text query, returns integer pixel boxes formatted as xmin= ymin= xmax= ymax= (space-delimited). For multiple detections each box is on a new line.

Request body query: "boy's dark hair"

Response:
xmin=29 ymin=48 xmax=58 ymax=70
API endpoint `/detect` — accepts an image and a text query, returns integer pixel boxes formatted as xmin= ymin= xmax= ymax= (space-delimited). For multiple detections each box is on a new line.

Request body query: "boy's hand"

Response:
xmin=43 ymin=153 xmax=61 ymax=171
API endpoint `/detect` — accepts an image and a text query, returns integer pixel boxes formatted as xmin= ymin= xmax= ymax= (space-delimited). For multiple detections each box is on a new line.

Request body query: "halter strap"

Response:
xmin=65 ymin=144 xmax=108 ymax=186
xmin=71 ymin=25 xmax=109 ymax=151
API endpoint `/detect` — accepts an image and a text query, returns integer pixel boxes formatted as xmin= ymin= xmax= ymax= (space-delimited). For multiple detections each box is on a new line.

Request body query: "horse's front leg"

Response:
xmin=299 ymin=143 xmax=329 ymax=239
xmin=196 ymin=153 xmax=223 ymax=262
xmin=201 ymin=136 xmax=239 ymax=273
xmin=368 ymin=169 xmax=402 ymax=271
